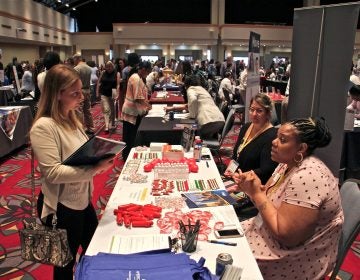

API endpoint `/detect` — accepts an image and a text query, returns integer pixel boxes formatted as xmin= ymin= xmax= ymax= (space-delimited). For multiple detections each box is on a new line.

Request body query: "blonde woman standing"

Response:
xmin=30 ymin=64 xmax=114 ymax=279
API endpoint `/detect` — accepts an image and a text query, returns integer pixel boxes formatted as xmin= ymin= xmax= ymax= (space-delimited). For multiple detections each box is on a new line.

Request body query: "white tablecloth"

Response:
xmin=86 ymin=147 xmax=263 ymax=280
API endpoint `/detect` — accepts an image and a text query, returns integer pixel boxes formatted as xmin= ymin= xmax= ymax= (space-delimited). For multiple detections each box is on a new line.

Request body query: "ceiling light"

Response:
xmin=72 ymin=7 xmax=76 ymax=10
xmin=65 ymin=3 xmax=69 ymax=7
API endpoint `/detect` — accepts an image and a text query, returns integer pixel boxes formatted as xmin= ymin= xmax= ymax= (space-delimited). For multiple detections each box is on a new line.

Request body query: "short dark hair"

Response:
xmin=43 ymin=51 xmax=60 ymax=70
xmin=349 ymin=83 xmax=360 ymax=97
xmin=184 ymin=74 xmax=201 ymax=89
xmin=127 ymin=53 xmax=140 ymax=67
xmin=138 ymin=61 xmax=151 ymax=71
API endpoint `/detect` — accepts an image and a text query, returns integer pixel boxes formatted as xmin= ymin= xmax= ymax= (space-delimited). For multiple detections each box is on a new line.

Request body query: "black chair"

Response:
xmin=202 ymin=108 xmax=235 ymax=167
xmin=222 ymin=88 xmax=245 ymax=124
xmin=329 ymin=179 xmax=360 ymax=280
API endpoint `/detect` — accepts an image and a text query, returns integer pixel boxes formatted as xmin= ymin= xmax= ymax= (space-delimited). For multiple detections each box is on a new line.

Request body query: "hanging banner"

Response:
xmin=244 ymin=31 xmax=261 ymax=122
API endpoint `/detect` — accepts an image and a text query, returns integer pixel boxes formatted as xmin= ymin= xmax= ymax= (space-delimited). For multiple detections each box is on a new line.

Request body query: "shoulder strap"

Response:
xmin=30 ymin=148 xmax=37 ymax=218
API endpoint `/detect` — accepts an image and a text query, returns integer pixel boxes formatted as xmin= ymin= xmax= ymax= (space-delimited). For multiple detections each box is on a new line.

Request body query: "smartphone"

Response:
xmin=224 ymin=160 xmax=239 ymax=174
xmin=214 ymin=228 xmax=244 ymax=239
xmin=201 ymin=154 xmax=211 ymax=160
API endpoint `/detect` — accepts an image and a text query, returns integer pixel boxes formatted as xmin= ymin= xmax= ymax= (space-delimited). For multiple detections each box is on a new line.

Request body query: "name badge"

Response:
xmin=225 ymin=159 xmax=239 ymax=174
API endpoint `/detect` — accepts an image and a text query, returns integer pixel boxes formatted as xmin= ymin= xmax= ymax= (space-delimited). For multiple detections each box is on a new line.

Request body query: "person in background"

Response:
xmin=350 ymin=66 xmax=360 ymax=85
xmin=30 ymin=64 xmax=115 ymax=280
xmin=87 ymin=60 xmax=99 ymax=105
xmin=20 ymin=63 xmax=35 ymax=97
xmin=238 ymin=66 xmax=248 ymax=104
xmin=0 ymin=50 xmax=3 ymax=85
xmin=37 ymin=51 xmax=60 ymax=95
xmin=122 ymin=53 xmax=140 ymax=82
xmin=145 ymin=71 xmax=160 ymax=94
xmin=121 ymin=61 xmax=152 ymax=160
xmin=166 ymin=75 xmax=225 ymax=140
xmin=218 ymin=71 xmax=237 ymax=109
xmin=227 ymin=117 xmax=343 ymax=280
xmin=73 ymin=54 xmax=94 ymax=135
xmin=96 ymin=61 xmax=120 ymax=133
xmin=347 ymin=82 xmax=360 ymax=119
xmin=220 ymin=56 xmax=237 ymax=80
xmin=5 ymin=56 xmax=23 ymax=84
xmin=65 ymin=57 xmax=75 ymax=68
xmin=281 ymin=63 xmax=291 ymax=124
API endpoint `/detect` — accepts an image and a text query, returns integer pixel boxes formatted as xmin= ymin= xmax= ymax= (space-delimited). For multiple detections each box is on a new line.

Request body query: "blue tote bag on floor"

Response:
xmin=75 ymin=252 xmax=218 ymax=280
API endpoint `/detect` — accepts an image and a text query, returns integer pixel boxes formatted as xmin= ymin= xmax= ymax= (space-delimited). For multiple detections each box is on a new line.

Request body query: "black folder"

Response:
xmin=63 ymin=136 xmax=126 ymax=166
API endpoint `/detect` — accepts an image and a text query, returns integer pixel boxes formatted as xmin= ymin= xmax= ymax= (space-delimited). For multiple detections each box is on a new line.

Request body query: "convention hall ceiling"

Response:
xmin=32 ymin=0 xmax=359 ymax=32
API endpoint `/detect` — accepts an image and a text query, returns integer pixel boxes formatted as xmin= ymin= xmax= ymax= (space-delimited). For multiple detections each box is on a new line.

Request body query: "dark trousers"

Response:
xmin=37 ymin=192 xmax=98 ymax=280
xmin=200 ymin=121 xmax=225 ymax=140
xmin=122 ymin=116 xmax=142 ymax=161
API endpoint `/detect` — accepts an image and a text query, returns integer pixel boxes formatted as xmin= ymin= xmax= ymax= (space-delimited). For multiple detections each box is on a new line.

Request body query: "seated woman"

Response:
xmin=224 ymin=93 xmax=277 ymax=184
xmin=228 ymin=117 xmax=344 ymax=280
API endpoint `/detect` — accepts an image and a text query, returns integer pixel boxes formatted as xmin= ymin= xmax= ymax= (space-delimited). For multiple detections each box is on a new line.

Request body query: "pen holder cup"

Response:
xmin=180 ymin=225 xmax=199 ymax=253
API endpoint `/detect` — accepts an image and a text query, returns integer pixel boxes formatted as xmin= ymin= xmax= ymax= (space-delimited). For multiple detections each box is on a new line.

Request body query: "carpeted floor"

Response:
xmin=0 ymin=103 xmax=358 ymax=280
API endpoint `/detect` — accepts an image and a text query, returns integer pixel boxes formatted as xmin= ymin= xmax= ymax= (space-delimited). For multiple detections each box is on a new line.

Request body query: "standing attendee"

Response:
xmin=218 ymin=71 xmax=237 ymax=108
xmin=227 ymin=117 xmax=343 ymax=280
xmin=73 ymin=54 xmax=94 ymax=135
xmin=30 ymin=64 xmax=115 ymax=280
xmin=96 ymin=61 xmax=120 ymax=133
xmin=220 ymin=56 xmax=237 ymax=80
xmin=121 ymin=61 xmax=152 ymax=160
xmin=0 ymin=49 xmax=3 ymax=85
xmin=87 ymin=60 xmax=99 ymax=105
xmin=20 ymin=63 xmax=35 ymax=97
xmin=238 ymin=66 xmax=248 ymax=104
xmin=5 ymin=57 xmax=24 ymax=84
xmin=114 ymin=58 xmax=125 ymax=115
xmin=37 ymin=51 xmax=60 ymax=95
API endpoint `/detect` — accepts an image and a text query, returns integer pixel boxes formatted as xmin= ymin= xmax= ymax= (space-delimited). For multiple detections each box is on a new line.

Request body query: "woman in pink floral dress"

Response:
xmin=227 ymin=117 xmax=344 ymax=280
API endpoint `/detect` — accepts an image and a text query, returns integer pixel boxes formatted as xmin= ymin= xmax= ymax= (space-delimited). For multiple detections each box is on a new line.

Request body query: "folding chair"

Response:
xmin=329 ymin=179 xmax=360 ymax=280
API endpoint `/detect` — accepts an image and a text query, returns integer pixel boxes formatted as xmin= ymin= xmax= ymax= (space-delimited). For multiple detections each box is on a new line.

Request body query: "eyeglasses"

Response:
xmin=249 ymin=107 xmax=265 ymax=114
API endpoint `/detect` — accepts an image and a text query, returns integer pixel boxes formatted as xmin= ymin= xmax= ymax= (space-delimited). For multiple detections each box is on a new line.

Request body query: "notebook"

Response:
xmin=63 ymin=136 xmax=126 ymax=166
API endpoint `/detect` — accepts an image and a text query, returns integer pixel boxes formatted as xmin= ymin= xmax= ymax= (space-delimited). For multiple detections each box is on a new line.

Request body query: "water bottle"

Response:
xmin=193 ymin=136 xmax=202 ymax=162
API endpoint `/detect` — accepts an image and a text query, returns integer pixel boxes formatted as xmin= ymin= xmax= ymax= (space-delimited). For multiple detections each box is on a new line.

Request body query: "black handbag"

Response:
xmin=19 ymin=148 xmax=73 ymax=267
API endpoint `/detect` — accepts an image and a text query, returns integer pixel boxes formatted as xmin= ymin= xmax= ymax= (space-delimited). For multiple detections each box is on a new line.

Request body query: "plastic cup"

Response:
xmin=180 ymin=225 xmax=199 ymax=253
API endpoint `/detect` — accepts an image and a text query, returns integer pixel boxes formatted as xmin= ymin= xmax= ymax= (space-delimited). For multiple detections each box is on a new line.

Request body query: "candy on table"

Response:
xmin=113 ymin=203 xmax=162 ymax=228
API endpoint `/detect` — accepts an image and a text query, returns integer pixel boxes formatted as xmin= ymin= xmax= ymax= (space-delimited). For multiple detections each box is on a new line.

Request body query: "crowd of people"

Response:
xmin=1 ymin=49 xmax=358 ymax=279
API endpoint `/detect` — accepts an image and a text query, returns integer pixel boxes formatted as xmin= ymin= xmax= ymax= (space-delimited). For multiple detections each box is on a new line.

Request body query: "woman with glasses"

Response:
xmin=225 ymin=93 xmax=277 ymax=184
xmin=30 ymin=64 xmax=115 ymax=280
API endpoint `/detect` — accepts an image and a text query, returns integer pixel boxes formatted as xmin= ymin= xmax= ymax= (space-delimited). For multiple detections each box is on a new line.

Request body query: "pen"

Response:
xmin=207 ymin=240 xmax=237 ymax=246
xmin=206 ymin=161 xmax=209 ymax=168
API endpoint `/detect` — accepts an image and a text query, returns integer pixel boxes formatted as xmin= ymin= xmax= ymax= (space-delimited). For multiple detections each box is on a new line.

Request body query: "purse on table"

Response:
xmin=19 ymin=148 xmax=73 ymax=267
